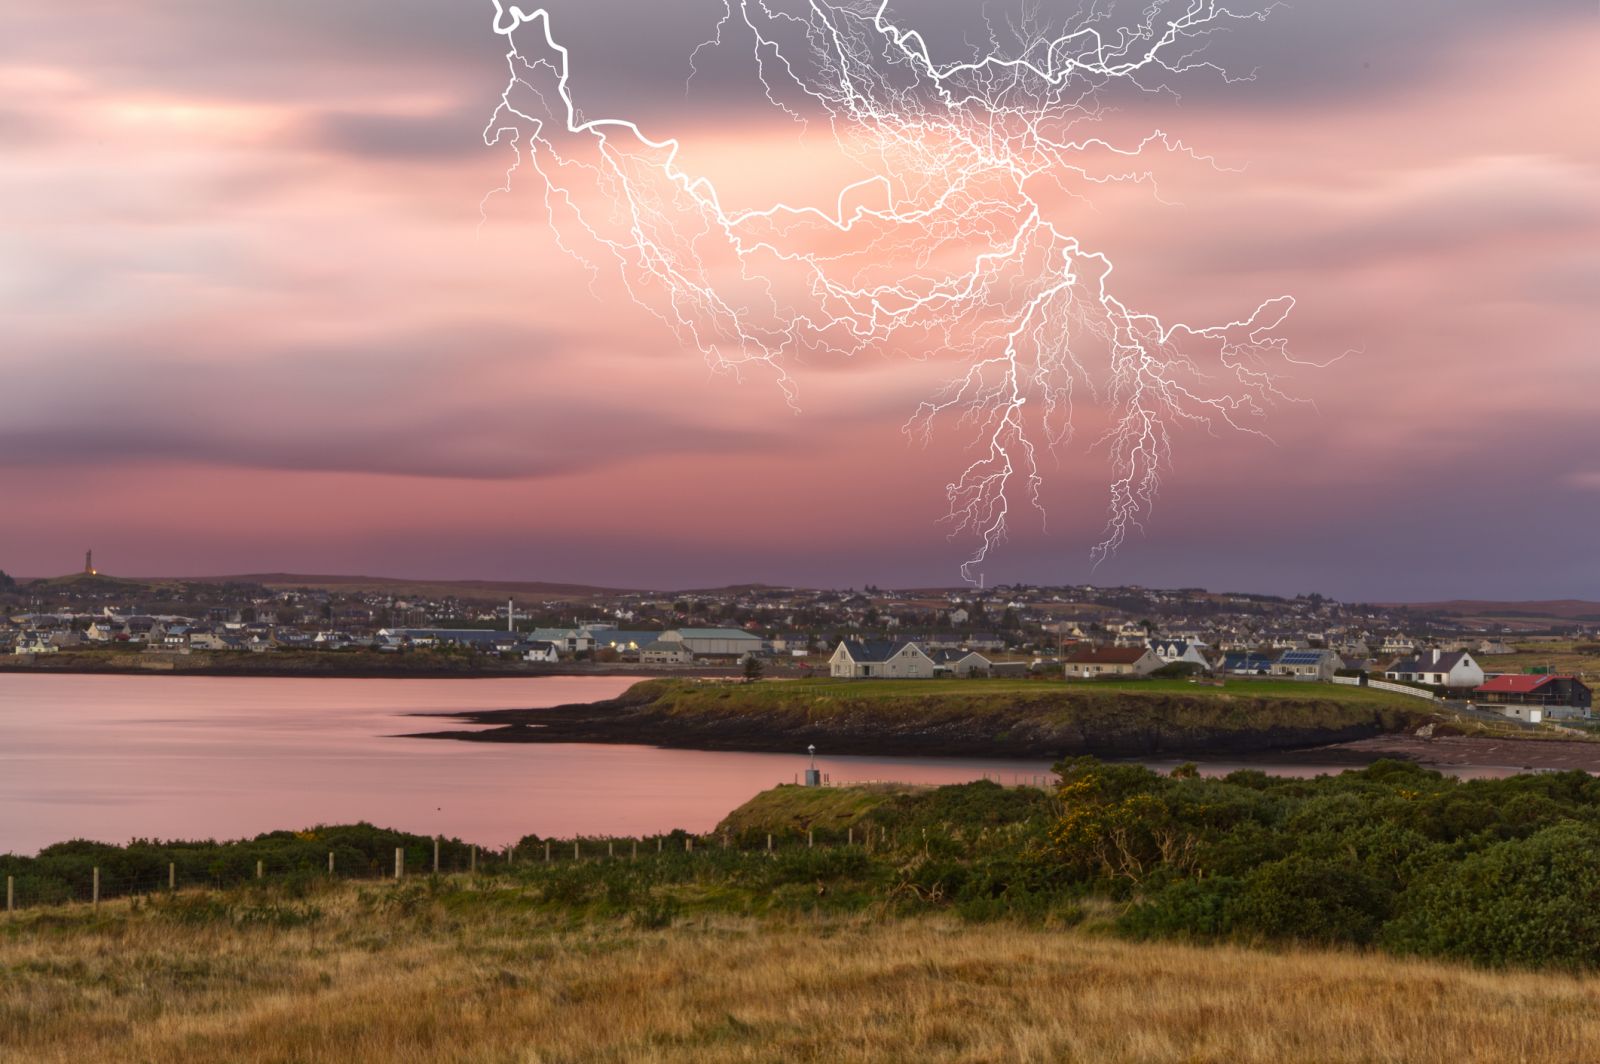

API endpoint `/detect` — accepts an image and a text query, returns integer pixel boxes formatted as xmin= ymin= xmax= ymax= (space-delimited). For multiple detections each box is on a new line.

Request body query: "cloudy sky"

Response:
xmin=2 ymin=1 xmax=1597 ymax=599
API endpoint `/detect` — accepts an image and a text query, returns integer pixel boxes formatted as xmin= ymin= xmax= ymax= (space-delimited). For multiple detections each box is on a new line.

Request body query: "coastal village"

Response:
xmin=2 ymin=557 xmax=1593 ymax=720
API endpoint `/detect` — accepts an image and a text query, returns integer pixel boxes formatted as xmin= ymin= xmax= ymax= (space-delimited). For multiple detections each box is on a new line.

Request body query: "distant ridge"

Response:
xmin=1381 ymin=600 xmax=1600 ymax=623
xmin=184 ymin=573 xmax=638 ymax=600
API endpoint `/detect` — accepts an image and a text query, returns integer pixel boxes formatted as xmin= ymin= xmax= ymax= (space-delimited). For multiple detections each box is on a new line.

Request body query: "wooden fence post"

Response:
xmin=328 ymin=851 xmax=335 ymax=875
xmin=470 ymin=846 xmax=477 ymax=873
xmin=767 ymin=833 xmax=773 ymax=853
xmin=848 ymin=827 xmax=854 ymax=846
xmin=545 ymin=841 xmax=552 ymax=863
xmin=685 ymin=837 xmax=693 ymax=853
xmin=608 ymin=841 xmax=614 ymax=858
xmin=632 ymin=840 xmax=638 ymax=860
xmin=6 ymin=875 xmax=12 ymax=915
xmin=807 ymin=830 xmax=814 ymax=849
xmin=256 ymin=860 xmax=264 ymax=880
xmin=433 ymin=837 xmax=440 ymax=874
xmin=574 ymin=840 xmax=580 ymax=860
xmin=92 ymin=867 xmax=100 ymax=911
xmin=657 ymin=837 xmax=663 ymax=853
xmin=394 ymin=847 xmax=404 ymax=880
xmin=168 ymin=863 xmax=176 ymax=892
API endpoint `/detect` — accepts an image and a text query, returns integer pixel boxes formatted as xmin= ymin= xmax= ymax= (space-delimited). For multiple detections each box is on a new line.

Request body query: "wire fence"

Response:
xmin=0 ymin=821 xmax=975 ymax=917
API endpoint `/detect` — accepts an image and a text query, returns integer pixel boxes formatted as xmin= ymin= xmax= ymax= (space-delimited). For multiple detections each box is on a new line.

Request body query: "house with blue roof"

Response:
xmin=1220 ymin=651 xmax=1275 ymax=676
xmin=1271 ymin=647 xmax=1341 ymax=681
xmin=829 ymin=639 xmax=937 ymax=679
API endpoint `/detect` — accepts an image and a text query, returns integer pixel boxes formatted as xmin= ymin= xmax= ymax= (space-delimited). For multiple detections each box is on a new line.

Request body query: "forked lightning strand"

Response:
xmin=483 ymin=0 xmax=1305 ymax=583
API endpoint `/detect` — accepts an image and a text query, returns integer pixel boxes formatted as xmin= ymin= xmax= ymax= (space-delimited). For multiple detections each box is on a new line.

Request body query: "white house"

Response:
xmin=1148 ymin=638 xmax=1211 ymax=670
xmin=1385 ymin=650 xmax=1484 ymax=688
xmin=13 ymin=634 xmax=58 ymax=655
xmin=639 ymin=640 xmax=694 ymax=665
xmin=522 ymin=641 xmax=561 ymax=664
xmin=931 ymin=649 xmax=992 ymax=677
xmin=528 ymin=628 xmax=593 ymax=654
xmin=829 ymin=640 xmax=937 ymax=679
xmin=1062 ymin=645 xmax=1162 ymax=678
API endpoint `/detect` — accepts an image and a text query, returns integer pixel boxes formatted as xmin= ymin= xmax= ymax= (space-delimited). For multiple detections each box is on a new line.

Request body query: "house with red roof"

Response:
xmin=1063 ymin=645 xmax=1162 ymax=679
xmin=1473 ymin=674 xmax=1592 ymax=718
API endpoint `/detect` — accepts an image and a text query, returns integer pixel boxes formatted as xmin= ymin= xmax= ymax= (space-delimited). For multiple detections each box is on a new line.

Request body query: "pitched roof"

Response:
xmin=1278 ymin=649 xmax=1333 ymax=665
xmin=838 ymin=639 xmax=906 ymax=663
xmin=671 ymin=628 xmax=761 ymax=640
xmin=1390 ymin=650 xmax=1473 ymax=673
xmin=930 ymin=648 xmax=989 ymax=664
xmin=1064 ymin=645 xmax=1150 ymax=665
xmin=1475 ymin=674 xmax=1558 ymax=694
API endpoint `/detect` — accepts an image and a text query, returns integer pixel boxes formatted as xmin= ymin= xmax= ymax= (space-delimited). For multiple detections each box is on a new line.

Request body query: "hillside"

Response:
xmin=183 ymin=573 xmax=631 ymax=601
xmin=1386 ymin=599 xmax=1600 ymax=626
xmin=5 ymin=883 xmax=1597 ymax=1064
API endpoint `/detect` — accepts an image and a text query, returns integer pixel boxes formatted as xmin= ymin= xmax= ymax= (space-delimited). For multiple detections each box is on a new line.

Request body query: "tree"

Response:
xmin=742 ymin=655 xmax=765 ymax=683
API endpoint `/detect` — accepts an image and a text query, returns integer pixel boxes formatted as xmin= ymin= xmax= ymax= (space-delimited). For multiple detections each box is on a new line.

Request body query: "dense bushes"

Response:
xmin=1043 ymin=757 xmax=1600 ymax=967
xmin=13 ymin=762 xmax=1600 ymax=971
xmin=1382 ymin=822 xmax=1600 ymax=969
xmin=0 ymin=823 xmax=474 ymax=903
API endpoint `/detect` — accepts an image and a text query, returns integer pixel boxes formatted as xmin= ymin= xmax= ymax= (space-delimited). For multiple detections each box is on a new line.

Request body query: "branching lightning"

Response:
xmin=482 ymin=0 xmax=1307 ymax=583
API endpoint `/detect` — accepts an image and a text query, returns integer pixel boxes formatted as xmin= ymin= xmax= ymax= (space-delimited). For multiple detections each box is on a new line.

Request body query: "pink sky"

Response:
xmin=2 ymin=3 xmax=1597 ymax=599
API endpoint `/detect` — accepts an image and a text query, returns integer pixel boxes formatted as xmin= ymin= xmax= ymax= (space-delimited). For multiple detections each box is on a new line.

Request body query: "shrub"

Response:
xmin=1227 ymin=855 xmax=1391 ymax=945
xmin=1384 ymin=822 xmax=1600 ymax=969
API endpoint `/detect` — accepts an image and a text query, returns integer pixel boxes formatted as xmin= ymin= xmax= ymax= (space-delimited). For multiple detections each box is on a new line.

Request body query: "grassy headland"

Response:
xmin=415 ymin=676 xmax=1439 ymax=758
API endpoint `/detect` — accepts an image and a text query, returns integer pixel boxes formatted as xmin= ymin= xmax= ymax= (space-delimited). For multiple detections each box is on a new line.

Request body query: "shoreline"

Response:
xmin=0 ymin=654 xmax=738 ymax=680
xmin=409 ymin=712 xmax=1600 ymax=773
xmin=400 ymin=679 xmax=1434 ymax=761
xmin=1255 ymin=734 xmax=1600 ymax=773
xmin=403 ymin=679 xmax=1600 ymax=772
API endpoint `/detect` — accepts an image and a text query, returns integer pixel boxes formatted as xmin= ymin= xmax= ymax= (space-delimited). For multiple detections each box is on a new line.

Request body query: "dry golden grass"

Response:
xmin=4 ymin=879 xmax=1600 ymax=1063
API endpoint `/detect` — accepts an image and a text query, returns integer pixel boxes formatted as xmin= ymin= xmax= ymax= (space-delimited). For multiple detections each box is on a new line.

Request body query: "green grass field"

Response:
xmin=1483 ymin=641 xmax=1600 ymax=682
xmin=645 ymin=675 xmax=1425 ymax=709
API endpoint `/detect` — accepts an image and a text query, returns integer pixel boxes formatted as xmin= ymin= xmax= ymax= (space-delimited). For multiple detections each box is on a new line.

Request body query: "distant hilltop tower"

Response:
xmin=84 ymin=550 xmax=96 ymax=576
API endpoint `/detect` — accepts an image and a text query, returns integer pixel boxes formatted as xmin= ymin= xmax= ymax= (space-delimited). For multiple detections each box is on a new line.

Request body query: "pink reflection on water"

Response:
xmin=0 ymin=675 xmax=1056 ymax=855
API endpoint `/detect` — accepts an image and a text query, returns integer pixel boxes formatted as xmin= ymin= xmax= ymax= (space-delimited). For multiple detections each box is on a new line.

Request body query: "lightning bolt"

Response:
xmin=483 ymin=0 xmax=1307 ymax=584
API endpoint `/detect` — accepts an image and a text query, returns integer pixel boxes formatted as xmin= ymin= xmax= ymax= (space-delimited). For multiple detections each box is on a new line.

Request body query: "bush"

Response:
xmin=1384 ymin=823 xmax=1600 ymax=969
xmin=1120 ymin=877 xmax=1243 ymax=939
xmin=1227 ymin=855 xmax=1391 ymax=945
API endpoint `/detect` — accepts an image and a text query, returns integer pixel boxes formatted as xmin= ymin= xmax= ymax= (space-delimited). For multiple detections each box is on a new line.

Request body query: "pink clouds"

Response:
xmin=0 ymin=4 xmax=1597 ymax=597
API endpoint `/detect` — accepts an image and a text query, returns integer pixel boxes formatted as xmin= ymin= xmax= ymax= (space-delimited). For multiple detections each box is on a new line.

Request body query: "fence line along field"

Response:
xmin=10 ymin=762 xmax=1600 ymax=1061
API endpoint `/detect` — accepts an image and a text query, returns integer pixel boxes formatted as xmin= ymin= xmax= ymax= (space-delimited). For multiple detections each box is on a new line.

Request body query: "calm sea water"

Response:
xmin=0 ymin=675 xmax=1522 ymax=856
xmin=0 ymin=674 xmax=1066 ymax=855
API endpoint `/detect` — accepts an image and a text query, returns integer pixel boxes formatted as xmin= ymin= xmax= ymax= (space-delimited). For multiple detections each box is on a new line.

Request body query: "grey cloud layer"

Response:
xmin=11 ymin=1 xmax=1588 ymax=113
xmin=0 ymin=328 xmax=780 ymax=480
